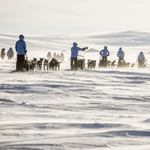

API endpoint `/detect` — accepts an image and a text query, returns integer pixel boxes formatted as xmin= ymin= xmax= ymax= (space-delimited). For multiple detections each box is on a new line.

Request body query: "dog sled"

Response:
xmin=98 ymin=55 xmax=111 ymax=68
xmin=24 ymin=54 xmax=37 ymax=71
xmin=117 ymin=58 xmax=130 ymax=68
xmin=12 ymin=54 xmax=36 ymax=73
xmin=77 ymin=55 xmax=85 ymax=70
xmin=137 ymin=59 xmax=150 ymax=68
xmin=70 ymin=55 xmax=86 ymax=71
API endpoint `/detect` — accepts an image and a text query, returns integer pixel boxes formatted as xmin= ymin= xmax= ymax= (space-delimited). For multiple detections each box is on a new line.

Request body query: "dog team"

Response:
xmin=0 ymin=34 xmax=148 ymax=72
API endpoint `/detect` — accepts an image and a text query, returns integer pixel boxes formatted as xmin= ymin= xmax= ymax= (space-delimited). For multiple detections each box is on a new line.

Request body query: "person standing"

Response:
xmin=99 ymin=46 xmax=110 ymax=67
xmin=7 ymin=47 xmax=14 ymax=60
xmin=137 ymin=52 xmax=145 ymax=68
xmin=117 ymin=47 xmax=125 ymax=67
xmin=71 ymin=42 xmax=87 ymax=70
xmin=47 ymin=52 xmax=52 ymax=60
xmin=60 ymin=53 xmax=64 ymax=62
xmin=15 ymin=34 xmax=27 ymax=72
xmin=1 ymin=48 xmax=6 ymax=60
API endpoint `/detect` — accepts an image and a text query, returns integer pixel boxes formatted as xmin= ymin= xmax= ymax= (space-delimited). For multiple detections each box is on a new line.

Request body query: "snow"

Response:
xmin=0 ymin=31 xmax=150 ymax=150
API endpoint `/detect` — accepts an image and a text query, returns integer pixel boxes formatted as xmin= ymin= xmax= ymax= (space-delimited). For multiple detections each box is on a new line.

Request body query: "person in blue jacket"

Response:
xmin=15 ymin=34 xmax=27 ymax=72
xmin=71 ymin=42 xmax=87 ymax=70
xmin=99 ymin=46 xmax=110 ymax=67
xmin=137 ymin=51 xmax=146 ymax=68
xmin=117 ymin=47 xmax=125 ymax=67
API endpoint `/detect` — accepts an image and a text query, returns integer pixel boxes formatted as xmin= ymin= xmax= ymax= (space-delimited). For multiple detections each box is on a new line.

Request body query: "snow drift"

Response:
xmin=0 ymin=31 xmax=150 ymax=150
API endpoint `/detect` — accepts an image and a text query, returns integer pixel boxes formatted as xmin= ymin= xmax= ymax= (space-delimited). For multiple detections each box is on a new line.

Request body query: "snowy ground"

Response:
xmin=0 ymin=31 xmax=150 ymax=150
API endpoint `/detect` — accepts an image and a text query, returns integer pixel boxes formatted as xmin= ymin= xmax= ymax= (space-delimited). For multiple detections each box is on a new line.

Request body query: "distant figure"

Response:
xmin=117 ymin=47 xmax=125 ymax=67
xmin=15 ymin=34 xmax=27 ymax=72
xmin=7 ymin=47 xmax=14 ymax=60
xmin=99 ymin=46 xmax=110 ymax=67
xmin=60 ymin=53 xmax=64 ymax=62
xmin=53 ymin=52 xmax=56 ymax=58
xmin=47 ymin=52 xmax=52 ymax=60
xmin=1 ymin=48 xmax=6 ymax=60
xmin=71 ymin=42 xmax=87 ymax=70
xmin=137 ymin=52 xmax=146 ymax=68
xmin=56 ymin=54 xmax=60 ymax=61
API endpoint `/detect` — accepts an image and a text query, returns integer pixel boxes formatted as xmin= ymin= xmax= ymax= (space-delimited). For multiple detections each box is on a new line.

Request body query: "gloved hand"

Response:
xmin=100 ymin=53 xmax=102 ymax=56
xmin=25 ymin=51 xmax=27 ymax=54
xmin=83 ymin=47 xmax=88 ymax=51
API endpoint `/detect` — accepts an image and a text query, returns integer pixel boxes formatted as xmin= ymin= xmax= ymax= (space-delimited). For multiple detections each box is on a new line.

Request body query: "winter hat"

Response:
xmin=73 ymin=42 xmax=78 ymax=47
xmin=104 ymin=46 xmax=107 ymax=49
xmin=19 ymin=34 xmax=24 ymax=39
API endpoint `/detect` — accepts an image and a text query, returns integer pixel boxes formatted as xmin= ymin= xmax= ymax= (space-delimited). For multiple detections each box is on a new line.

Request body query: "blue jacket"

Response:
xmin=100 ymin=46 xmax=110 ymax=56
xmin=71 ymin=42 xmax=83 ymax=58
xmin=138 ymin=52 xmax=145 ymax=61
xmin=15 ymin=35 xmax=26 ymax=55
xmin=117 ymin=48 xmax=125 ymax=58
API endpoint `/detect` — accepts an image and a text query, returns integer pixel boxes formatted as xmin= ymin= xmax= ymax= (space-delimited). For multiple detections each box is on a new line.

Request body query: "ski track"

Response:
xmin=0 ymin=32 xmax=150 ymax=150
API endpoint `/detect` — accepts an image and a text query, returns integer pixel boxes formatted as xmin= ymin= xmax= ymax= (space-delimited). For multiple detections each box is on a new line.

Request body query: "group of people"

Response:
xmin=0 ymin=35 xmax=26 ymax=72
xmin=1 ymin=47 xmax=14 ymax=60
xmin=117 ymin=47 xmax=146 ymax=68
xmin=98 ymin=46 xmax=147 ymax=68
xmin=1 ymin=34 xmax=148 ymax=72
xmin=15 ymin=35 xmax=66 ymax=72
xmin=71 ymin=43 xmax=147 ymax=69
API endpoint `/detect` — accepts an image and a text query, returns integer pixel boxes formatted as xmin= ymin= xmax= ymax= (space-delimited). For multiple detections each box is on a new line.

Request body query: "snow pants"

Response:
xmin=71 ymin=57 xmax=77 ymax=70
xmin=102 ymin=56 xmax=107 ymax=67
xmin=16 ymin=55 xmax=25 ymax=72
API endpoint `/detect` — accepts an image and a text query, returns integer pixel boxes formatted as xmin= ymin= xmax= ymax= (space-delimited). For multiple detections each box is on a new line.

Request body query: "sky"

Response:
xmin=1 ymin=0 xmax=150 ymax=35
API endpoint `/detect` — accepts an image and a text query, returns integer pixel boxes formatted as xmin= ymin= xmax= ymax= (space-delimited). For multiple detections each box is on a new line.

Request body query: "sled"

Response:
xmin=117 ymin=58 xmax=130 ymax=68
xmin=77 ymin=55 xmax=85 ymax=70
xmin=70 ymin=55 xmax=86 ymax=70
xmin=24 ymin=54 xmax=37 ymax=71
xmin=98 ymin=55 xmax=111 ymax=68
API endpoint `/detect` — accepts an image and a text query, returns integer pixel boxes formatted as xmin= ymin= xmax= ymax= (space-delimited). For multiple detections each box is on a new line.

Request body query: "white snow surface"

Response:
xmin=0 ymin=31 xmax=150 ymax=150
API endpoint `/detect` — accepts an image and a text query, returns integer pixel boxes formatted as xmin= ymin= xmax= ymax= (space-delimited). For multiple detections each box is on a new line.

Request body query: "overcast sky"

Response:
xmin=1 ymin=0 xmax=150 ymax=35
